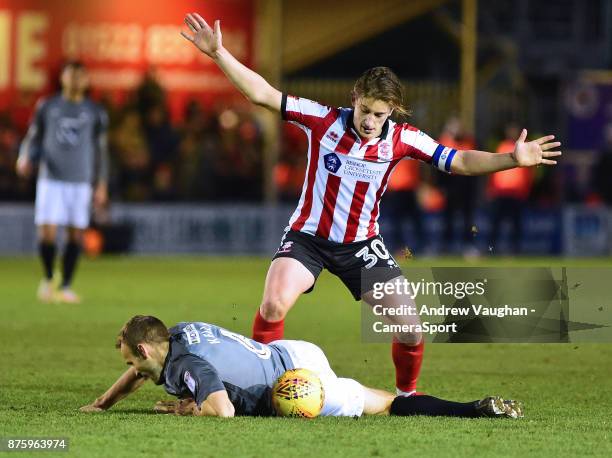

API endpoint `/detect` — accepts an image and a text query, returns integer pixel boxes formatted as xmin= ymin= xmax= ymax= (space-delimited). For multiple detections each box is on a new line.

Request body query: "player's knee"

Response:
xmin=260 ymin=295 xmax=292 ymax=321
xmin=67 ymin=228 xmax=84 ymax=244
xmin=39 ymin=233 xmax=54 ymax=244
xmin=38 ymin=226 xmax=57 ymax=243
xmin=396 ymin=331 xmax=422 ymax=346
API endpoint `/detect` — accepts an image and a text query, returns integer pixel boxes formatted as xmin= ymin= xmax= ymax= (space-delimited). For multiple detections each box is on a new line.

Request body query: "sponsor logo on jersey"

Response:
xmin=326 ymin=131 xmax=340 ymax=142
xmin=184 ymin=371 xmax=196 ymax=395
xmin=337 ymin=157 xmax=386 ymax=182
xmin=183 ymin=324 xmax=201 ymax=345
xmin=324 ymin=152 xmax=342 ymax=173
xmin=55 ymin=113 xmax=90 ymax=146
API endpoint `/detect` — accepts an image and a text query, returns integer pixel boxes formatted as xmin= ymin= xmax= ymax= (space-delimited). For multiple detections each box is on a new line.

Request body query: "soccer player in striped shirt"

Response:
xmin=180 ymin=13 xmax=562 ymax=396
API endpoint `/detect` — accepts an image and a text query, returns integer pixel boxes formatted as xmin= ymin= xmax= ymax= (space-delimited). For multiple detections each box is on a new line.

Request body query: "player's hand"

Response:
xmin=154 ymin=400 xmax=179 ymax=414
xmin=15 ymin=156 xmax=33 ymax=178
xmin=512 ymin=129 xmax=562 ymax=167
xmin=174 ymin=398 xmax=196 ymax=416
xmin=93 ymin=183 xmax=108 ymax=210
xmin=154 ymin=398 xmax=196 ymax=415
xmin=180 ymin=13 xmax=222 ymax=58
xmin=79 ymin=404 xmax=106 ymax=413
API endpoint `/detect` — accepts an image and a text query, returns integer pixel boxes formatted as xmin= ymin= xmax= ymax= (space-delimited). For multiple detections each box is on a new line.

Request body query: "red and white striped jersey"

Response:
xmin=281 ymin=94 xmax=458 ymax=243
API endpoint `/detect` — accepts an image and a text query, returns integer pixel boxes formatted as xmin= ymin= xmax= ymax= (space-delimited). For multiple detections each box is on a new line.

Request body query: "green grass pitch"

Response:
xmin=1 ymin=256 xmax=611 ymax=457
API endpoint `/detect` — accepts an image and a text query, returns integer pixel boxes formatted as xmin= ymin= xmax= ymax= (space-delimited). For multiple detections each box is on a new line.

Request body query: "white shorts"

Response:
xmin=35 ymin=178 xmax=92 ymax=229
xmin=272 ymin=340 xmax=365 ymax=417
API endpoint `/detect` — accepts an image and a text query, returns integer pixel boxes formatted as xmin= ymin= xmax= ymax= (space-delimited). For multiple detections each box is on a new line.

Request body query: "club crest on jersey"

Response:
xmin=324 ymin=153 xmax=342 ymax=173
xmin=379 ymin=142 xmax=392 ymax=160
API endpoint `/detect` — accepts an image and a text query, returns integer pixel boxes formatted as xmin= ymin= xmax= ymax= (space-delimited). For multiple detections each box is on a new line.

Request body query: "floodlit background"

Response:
xmin=1 ymin=2 xmax=611 ymax=457
xmin=0 ymin=0 xmax=611 ymax=257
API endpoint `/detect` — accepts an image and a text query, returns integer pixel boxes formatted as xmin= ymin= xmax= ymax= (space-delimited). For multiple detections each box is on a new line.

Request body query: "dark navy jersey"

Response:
xmin=18 ymin=95 xmax=109 ymax=184
xmin=159 ymin=322 xmax=294 ymax=416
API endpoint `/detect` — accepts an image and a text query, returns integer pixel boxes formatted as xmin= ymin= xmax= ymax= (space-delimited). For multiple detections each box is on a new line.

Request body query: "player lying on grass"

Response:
xmin=80 ymin=316 xmax=522 ymax=418
xmin=180 ymin=12 xmax=562 ymax=398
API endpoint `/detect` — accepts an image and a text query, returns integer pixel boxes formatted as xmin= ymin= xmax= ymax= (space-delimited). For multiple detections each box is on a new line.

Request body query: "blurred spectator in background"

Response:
xmin=12 ymin=91 xmax=40 ymax=134
xmin=111 ymin=109 xmax=151 ymax=201
xmin=235 ymin=111 xmax=263 ymax=201
xmin=144 ymin=103 xmax=179 ymax=201
xmin=214 ymin=108 xmax=263 ymax=201
xmin=135 ymin=69 xmax=166 ymax=119
xmin=437 ymin=116 xmax=478 ymax=255
xmin=275 ymin=124 xmax=307 ymax=202
xmin=487 ymin=123 xmax=534 ymax=254
xmin=382 ymin=159 xmax=426 ymax=255
xmin=176 ymin=100 xmax=215 ymax=200
xmin=1 ymin=68 xmax=263 ymax=204
xmin=592 ymin=123 xmax=612 ymax=206
xmin=0 ymin=114 xmax=21 ymax=200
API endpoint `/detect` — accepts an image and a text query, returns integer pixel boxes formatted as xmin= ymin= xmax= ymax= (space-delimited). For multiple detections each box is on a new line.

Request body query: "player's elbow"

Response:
xmin=250 ymin=86 xmax=281 ymax=112
xmin=251 ymin=95 xmax=275 ymax=111
xmin=202 ymin=392 xmax=236 ymax=417
xmin=251 ymin=97 xmax=269 ymax=109
xmin=449 ymin=152 xmax=475 ymax=176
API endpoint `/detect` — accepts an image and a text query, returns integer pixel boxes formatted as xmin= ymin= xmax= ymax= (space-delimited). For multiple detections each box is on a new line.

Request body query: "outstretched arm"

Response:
xmin=180 ymin=12 xmax=281 ymax=111
xmin=450 ymin=129 xmax=562 ymax=176
xmin=79 ymin=367 xmax=146 ymax=412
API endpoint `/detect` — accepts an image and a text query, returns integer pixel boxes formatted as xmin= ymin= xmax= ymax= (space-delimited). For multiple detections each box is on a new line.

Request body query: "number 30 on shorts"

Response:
xmin=355 ymin=239 xmax=396 ymax=269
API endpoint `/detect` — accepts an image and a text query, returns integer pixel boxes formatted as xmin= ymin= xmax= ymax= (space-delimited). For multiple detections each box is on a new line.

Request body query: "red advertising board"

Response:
xmin=0 ymin=0 xmax=254 ymax=124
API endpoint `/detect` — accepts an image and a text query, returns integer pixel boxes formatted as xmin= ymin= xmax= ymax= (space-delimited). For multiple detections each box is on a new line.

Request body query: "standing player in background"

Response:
xmin=180 ymin=13 xmax=561 ymax=396
xmin=16 ymin=61 xmax=109 ymax=304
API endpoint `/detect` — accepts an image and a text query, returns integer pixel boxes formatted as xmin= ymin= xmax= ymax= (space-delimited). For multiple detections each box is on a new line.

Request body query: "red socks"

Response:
xmin=392 ymin=339 xmax=424 ymax=392
xmin=252 ymin=310 xmax=285 ymax=343
xmin=253 ymin=312 xmax=424 ymax=391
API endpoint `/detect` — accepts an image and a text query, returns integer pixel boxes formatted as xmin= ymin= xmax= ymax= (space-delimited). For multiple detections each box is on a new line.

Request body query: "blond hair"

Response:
xmin=352 ymin=67 xmax=411 ymax=118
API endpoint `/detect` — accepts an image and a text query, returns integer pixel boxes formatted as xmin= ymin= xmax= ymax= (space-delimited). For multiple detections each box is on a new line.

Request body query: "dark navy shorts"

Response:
xmin=272 ymin=229 xmax=403 ymax=301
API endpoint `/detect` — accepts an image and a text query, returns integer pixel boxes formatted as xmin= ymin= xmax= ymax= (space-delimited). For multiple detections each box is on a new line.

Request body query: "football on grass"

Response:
xmin=272 ymin=368 xmax=324 ymax=418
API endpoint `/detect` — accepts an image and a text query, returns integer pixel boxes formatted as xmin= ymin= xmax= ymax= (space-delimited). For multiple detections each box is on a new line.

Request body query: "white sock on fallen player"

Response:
xmin=396 ymin=388 xmax=416 ymax=397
